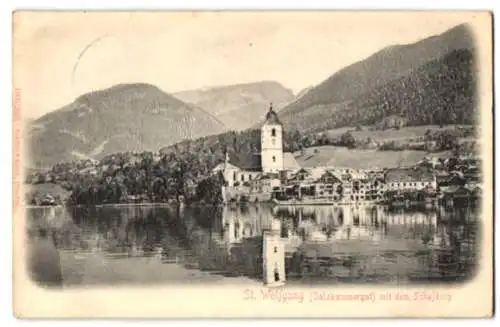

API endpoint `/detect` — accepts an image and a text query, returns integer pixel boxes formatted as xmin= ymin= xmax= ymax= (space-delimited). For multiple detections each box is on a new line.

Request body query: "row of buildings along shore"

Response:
xmin=214 ymin=104 xmax=481 ymax=205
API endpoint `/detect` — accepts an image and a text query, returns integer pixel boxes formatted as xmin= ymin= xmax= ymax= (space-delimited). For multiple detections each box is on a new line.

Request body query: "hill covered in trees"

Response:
xmin=279 ymin=24 xmax=477 ymax=133
xmin=28 ymin=84 xmax=226 ymax=168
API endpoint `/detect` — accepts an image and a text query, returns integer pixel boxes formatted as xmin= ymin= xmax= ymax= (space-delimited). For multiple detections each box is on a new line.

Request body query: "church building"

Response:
xmin=260 ymin=105 xmax=284 ymax=174
xmin=217 ymin=104 xmax=300 ymax=188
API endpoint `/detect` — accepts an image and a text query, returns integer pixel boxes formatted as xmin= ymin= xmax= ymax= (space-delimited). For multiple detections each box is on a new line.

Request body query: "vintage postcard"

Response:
xmin=12 ymin=11 xmax=493 ymax=318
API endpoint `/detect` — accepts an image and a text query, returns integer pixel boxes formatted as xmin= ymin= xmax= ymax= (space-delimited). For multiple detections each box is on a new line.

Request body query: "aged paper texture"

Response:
xmin=12 ymin=11 xmax=493 ymax=318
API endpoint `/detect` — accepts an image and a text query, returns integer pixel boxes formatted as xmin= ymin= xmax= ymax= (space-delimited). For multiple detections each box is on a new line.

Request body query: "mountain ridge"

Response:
xmin=28 ymin=83 xmax=226 ymax=167
xmin=280 ymin=24 xmax=474 ymax=118
xmin=278 ymin=24 xmax=476 ymax=132
xmin=173 ymin=80 xmax=295 ymax=131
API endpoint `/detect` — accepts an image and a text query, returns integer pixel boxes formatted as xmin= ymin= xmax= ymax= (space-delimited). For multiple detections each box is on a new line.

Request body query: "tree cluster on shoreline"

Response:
xmin=26 ymin=129 xmax=292 ymax=206
xmin=24 ymin=123 xmax=477 ymax=206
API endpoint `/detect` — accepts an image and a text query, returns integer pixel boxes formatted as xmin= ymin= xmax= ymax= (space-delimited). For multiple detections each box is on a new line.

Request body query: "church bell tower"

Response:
xmin=261 ymin=103 xmax=284 ymax=174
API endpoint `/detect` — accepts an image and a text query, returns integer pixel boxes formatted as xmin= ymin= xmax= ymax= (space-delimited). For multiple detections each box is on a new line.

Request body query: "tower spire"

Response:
xmin=261 ymin=102 xmax=283 ymax=174
xmin=264 ymin=102 xmax=281 ymax=125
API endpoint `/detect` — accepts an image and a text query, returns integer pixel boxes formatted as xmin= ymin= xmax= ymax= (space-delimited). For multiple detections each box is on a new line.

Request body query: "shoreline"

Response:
xmin=24 ymin=197 xmax=479 ymax=210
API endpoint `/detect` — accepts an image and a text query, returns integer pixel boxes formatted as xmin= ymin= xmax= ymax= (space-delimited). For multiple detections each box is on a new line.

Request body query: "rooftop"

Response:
xmin=384 ymin=167 xmax=434 ymax=183
xmin=227 ymin=152 xmax=262 ymax=171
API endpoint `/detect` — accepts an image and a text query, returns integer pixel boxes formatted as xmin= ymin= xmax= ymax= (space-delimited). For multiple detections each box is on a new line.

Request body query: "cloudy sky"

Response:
xmin=14 ymin=11 xmax=476 ymax=118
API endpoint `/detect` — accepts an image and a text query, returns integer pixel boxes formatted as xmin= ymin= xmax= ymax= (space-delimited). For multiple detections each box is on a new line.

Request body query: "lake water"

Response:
xmin=26 ymin=203 xmax=479 ymax=287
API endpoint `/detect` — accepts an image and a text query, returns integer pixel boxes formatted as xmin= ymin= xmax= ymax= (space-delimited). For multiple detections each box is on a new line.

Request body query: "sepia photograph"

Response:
xmin=12 ymin=11 xmax=493 ymax=318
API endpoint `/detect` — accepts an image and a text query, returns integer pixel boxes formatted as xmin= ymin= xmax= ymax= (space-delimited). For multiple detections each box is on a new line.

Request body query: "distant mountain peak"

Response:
xmin=77 ymin=83 xmax=169 ymax=97
xmin=173 ymin=80 xmax=295 ymax=131
xmin=378 ymin=23 xmax=473 ymax=54
xmin=446 ymin=23 xmax=473 ymax=35
xmin=185 ymin=80 xmax=293 ymax=94
xmin=109 ymin=82 xmax=160 ymax=90
xmin=29 ymin=83 xmax=225 ymax=167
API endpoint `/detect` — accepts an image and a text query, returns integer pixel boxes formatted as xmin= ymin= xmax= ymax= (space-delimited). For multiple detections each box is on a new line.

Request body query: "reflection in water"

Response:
xmin=27 ymin=203 xmax=479 ymax=286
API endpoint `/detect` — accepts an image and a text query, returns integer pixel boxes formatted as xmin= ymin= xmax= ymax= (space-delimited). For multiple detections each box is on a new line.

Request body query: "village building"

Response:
xmin=384 ymin=167 xmax=437 ymax=191
xmin=274 ymin=167 xmax=387 ymax=202
xmin=213 ymin=104 xmax=448 ymax=205
xmin=216 ymin=104 xmax=300 ymax=197
xmin=221 ymin=152 xmax=263 ymax=187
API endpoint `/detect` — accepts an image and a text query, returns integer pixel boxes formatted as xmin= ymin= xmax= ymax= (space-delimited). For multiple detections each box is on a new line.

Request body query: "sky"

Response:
xmin=14 ymin=11 xmax=476 ymax=119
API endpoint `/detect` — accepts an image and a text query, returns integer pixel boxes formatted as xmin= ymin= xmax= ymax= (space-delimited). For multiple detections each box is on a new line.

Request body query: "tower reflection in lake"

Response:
xmin=27 ymin=203 xmax=479 ymax=287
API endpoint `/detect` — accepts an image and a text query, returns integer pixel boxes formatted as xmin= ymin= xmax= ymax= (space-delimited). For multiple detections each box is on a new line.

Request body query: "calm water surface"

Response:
xmin=26 ymin=203 xmax=479 ymax=286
